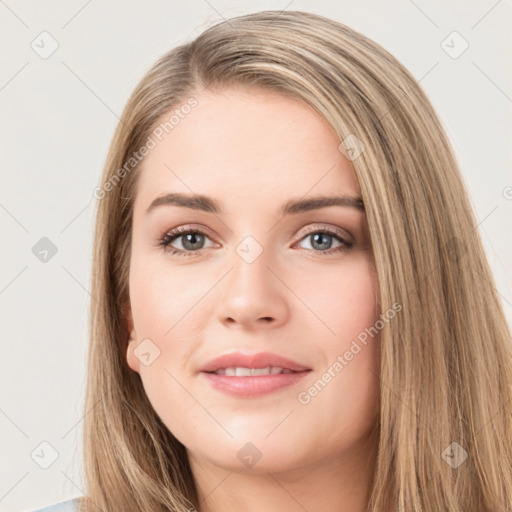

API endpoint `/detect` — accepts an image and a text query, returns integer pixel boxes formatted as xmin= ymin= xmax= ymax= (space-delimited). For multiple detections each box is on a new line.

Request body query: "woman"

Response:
xmin=32 ymin=9 xmax=512 ymax=512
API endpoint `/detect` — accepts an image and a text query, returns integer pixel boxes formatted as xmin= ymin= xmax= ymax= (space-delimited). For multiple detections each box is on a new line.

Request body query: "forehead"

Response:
xmin=133 ymin=87 xmax=361 ymax=214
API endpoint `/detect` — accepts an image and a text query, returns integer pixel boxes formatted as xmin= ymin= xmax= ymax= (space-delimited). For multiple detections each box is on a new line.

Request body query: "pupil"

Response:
xmin=183 ymin=233 xmax=203 ymax=250
xmin=312 ymin=233 xmax=332 ymax=250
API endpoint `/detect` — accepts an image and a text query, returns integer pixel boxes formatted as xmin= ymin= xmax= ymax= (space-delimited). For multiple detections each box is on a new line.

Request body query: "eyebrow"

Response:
xmin=146 ymin=192 xmax=364 ymax=216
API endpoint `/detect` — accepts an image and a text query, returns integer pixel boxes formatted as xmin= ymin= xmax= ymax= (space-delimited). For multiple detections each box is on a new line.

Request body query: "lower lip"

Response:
xmin=201 ymin=371 xmax=311 ymax=397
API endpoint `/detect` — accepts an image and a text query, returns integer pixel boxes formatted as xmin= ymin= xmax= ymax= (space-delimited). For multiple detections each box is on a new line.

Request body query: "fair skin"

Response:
xmin=126 ymin=86 xmax=381 ymax=512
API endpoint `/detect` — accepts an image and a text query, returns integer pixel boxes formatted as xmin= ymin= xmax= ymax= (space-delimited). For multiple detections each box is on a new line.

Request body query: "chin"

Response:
xmin=186 ymin=433 xmax=309 ymax=474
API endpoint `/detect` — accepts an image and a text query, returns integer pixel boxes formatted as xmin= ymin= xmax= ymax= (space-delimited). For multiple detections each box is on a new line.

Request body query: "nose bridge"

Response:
xmin=229 ymin=233 xmax=274 ymax=296
xmin=216 ymin=232 xmax=289 ymax=327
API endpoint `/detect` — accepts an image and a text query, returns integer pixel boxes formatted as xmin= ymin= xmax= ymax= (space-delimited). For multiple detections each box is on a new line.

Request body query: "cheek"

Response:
xmin=291 ymin=256 xmax=380 ymax=444
xmin=127 ymin=257 xmax=212 ymax=439
xmin=128 ymin=253 xmax=207 ymax=337
xmin=293 ymin=253 xmax=378 ymax=340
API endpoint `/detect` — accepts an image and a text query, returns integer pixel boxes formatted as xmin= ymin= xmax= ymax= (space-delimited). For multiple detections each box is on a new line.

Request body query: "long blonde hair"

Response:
xmin=81 ymin=10 xmax=512 ymax=511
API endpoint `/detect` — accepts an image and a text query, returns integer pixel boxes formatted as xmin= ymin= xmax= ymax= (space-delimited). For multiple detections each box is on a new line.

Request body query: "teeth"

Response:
xmin=213 ymin=367 xmax=294 ymax=376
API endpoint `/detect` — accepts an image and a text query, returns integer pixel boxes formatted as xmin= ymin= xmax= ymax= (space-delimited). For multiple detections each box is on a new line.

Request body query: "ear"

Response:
xmin=125 ymin=301 xmax=141 ymax=373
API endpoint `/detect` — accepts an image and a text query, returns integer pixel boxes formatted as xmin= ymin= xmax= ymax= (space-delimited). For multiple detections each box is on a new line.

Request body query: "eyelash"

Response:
xmin=157 ymin=224 xmax=353 ymax=257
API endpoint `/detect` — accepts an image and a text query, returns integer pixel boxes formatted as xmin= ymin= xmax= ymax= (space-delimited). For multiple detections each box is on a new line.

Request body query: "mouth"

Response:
xmin=207 ymin=366 xmax=297 ymax=376
xmin=199 ymin=351 xmax=311 ymax=374
xmin=199 ymin=352 xmax=312 ymax=397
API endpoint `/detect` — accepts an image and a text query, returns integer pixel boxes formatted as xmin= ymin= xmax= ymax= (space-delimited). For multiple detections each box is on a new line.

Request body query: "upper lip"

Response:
xmin=199 ymin=351 xmax=311 ymax=373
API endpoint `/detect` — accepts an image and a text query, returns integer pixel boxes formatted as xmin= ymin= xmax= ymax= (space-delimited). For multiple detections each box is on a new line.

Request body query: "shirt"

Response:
xmin=28 ymin=498 xmax=81 ymax=512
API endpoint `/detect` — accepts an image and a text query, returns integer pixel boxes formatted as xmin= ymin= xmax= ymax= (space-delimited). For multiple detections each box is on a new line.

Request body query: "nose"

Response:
xmin=216 ymin=244 xmax=290 ymax=330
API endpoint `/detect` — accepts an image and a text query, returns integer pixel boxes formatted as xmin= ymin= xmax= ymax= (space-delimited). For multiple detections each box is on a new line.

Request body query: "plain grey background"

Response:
xmin=1 ymin=1 xmax=511 ymax=511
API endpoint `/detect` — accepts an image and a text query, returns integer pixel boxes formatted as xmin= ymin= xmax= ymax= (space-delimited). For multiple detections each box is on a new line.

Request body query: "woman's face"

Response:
xmin=126 ymin=86 xmax=381 ymax=474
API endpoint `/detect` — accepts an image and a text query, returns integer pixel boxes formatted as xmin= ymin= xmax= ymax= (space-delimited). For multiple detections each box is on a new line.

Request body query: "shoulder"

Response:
xmin=28 ymin=497 xmax=82 ymax=512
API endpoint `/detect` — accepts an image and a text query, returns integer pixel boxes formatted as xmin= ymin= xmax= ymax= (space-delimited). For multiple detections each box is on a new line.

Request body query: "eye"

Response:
xmin=157 ymin=224 xmax=354 ymax=257
xmin=157 ymin=225 xmax=215 ymax=257
xmin=294 ymin=225 xmax=353 ymax=256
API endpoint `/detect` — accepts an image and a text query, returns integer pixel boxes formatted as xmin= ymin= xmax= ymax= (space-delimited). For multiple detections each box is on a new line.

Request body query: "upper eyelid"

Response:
xmin=163 ymin=223 xmax=217 ymax=242
xmin=163 ymin=223 xmax=353 ymax=245
xmin=296 ymin=222 xmax=352 ymax=239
